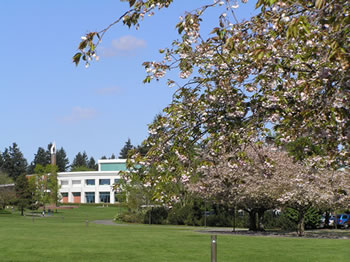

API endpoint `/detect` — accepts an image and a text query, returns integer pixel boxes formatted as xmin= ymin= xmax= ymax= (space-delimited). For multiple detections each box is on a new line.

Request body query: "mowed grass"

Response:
xmin=0 ymin=206 xmax=349 ymax=262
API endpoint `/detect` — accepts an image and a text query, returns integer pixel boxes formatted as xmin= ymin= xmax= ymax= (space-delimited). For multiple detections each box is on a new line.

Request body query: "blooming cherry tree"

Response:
xmin=76 ymin=0 xmax=349 ymax=234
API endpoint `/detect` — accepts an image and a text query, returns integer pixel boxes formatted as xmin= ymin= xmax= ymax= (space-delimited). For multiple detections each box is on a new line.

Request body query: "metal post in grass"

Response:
xmin=204 ymin=201 xmax=207 ymax=228
xmin=86 ymin=219 xmax=89 ymax=228
xmin=211 ymin=235 xmax=217 ymax=262
xmin=62 ymin=216 xmax=64 ymax=222
xmin=232 ymin=205 xmax=236 ymax=232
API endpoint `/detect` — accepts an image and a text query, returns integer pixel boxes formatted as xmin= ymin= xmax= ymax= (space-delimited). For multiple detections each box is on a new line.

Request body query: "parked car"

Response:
xmin=337 ymin=214 xmax=350 ymax=228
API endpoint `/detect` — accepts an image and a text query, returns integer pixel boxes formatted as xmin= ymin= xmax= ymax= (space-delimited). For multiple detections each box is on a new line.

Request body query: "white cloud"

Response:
xmin=99 ymin=35 xmax=146 ymax=57
xmin=112 ymin=35 xmax=146 ymax=51
xmin=95 ymin=86 xmax=122 ymax=96
xmin=60 ymin=106 xmax=97 ymax=124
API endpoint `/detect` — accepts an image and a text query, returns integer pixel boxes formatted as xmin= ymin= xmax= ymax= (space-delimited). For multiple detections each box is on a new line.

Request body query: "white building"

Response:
xmin=57 ymin=159 xmax=125 ymax=204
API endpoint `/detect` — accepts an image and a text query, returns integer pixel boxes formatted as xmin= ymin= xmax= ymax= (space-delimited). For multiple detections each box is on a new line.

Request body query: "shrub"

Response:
xmin=168 ymin=204 xmax=195 ymax=225
xmin=0 ymin=209 xmax=11 ymax=214
xmin=272 ymin=207 xmax=321 ymax=231
xmin=116 ymin=211 xmax=144 ymax=223
xmin=143 ymin=207 xmax=168 ymax=224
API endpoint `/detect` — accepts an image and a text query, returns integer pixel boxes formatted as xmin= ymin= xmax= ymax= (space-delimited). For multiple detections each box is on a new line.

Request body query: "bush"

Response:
xmin=0 ymin=209 xmax=11 ymax=214
xmin=270 ymin=207 xmax=321 ymax=231
xmin=168 ymin=204 xmax=196 ymax=225
xmin=143 ymin=207 xmax=168 ymax=224
xmin=305 ymin=208 xmax=321 ymax=229
xmin=116 ymin=211 xmax=144 ymax=223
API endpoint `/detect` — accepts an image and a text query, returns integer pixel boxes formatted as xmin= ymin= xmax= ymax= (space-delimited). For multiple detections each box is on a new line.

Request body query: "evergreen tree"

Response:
xmin=71 ymin=151 xmax=89 ymax=170
xmin=110 ymin=153 xmax=116 ymax=159
xmin=119 ymin=138 xmax=134 ymax=159
xmin=15 ymin=174 xmax=32 ymax=216
xmin=88 ymin=157 xmax=98 ymax=171
xmin=2 ymin=143 xmax=27 ymax=180
xmin=136 ymin=143 xmax=150 ymax=157
xmin=28 ymin=147 xmax=50 ymax=174
xmin=100 ymin=156 xmax=107 ymax=160
xmin=56 ymin=147 xmax=69 ymax=172
xmin=0 ymin=152 xmax=3 ymax=170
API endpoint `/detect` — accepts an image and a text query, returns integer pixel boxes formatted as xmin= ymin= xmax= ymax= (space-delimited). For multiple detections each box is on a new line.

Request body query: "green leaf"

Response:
xmin=143 ymin=76 xmax=151 ymax=84
xmin=72 ymin=52 xmax=82 ymax=66
xmin=177 ymin=24 xmax=184 ymax=34
xmin=256 ymin=0 xmax=264 ymax=8
xmin=78 ymin=40 xmax=87 ymax=50
xmin=257 ymin=50 xmax=265 ymax=60
xmin=315 ymin=0 xmax=325 ymax=9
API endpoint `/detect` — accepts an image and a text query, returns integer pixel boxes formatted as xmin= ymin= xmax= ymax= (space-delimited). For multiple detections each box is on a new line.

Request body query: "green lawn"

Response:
xmin=0 ymin=206 xmax=349 ymax=262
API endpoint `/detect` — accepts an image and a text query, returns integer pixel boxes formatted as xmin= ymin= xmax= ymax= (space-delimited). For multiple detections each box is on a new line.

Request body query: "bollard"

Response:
xmin=62 ymin=216 xmax=64 ymax=222
xmin=86 ymin=220 xmax=89 ymax=228
xmin=211 ymin=235 xmax=217 ymax=262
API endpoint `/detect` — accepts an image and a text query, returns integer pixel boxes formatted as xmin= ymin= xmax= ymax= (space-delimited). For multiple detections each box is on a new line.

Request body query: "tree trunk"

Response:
xmin=297 ymin=210 xmax=305 ymax=237
xmin=248 ymin=210 xmax=257 ymax=231
xmin=325 ymin=210 xmax=330 ymax=228
xmin=257 ymin=209 xmax=266 ymax=231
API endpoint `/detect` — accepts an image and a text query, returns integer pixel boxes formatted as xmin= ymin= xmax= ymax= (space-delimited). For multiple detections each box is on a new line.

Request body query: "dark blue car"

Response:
xmin=337 ymin=214 xmax=350 ymax=228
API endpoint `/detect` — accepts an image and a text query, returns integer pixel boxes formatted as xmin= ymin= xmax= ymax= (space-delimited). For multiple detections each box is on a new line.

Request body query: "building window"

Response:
xmin=99 ymin=179 xmax=110 ymax=185
xmin=99 ymin=192 xmax=110 ymax=203
xmin=61 ymin=180 xmax=68 ymax=186
xmin=72 ymin=180 xmax=81 ymax=186
xmin=85 ymin=179 xmax=95 ymax=186
xmin=61 ymin=192 xmax=68 ymax=197
xmin=114 ymin=178 xmax=121 ymax=184
xmin=85 ymin=192 xmax=95 ymax=203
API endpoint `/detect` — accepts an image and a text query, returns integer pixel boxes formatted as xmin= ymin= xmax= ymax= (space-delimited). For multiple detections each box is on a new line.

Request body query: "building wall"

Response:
xmin=57 ymin=159 xmax=126 ymax=204
xmin=58 ymin=171 xmax=121 ymax=204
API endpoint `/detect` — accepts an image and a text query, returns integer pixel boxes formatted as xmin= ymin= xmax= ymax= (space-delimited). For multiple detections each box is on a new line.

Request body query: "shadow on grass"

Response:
xmin=198 ymin=228 xmax=350 ymax=239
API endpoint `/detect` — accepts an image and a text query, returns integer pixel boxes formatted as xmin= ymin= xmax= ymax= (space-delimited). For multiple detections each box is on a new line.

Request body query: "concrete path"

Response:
xmin=93 ymin=220 xmax=127 ymax=226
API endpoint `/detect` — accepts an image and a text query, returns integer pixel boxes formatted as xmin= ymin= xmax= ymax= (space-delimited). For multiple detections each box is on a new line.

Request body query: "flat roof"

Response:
xmin=57 ymin=171 xmax=120 ymax=177
xmin=98 ymin=159 xmax=126 ymax=164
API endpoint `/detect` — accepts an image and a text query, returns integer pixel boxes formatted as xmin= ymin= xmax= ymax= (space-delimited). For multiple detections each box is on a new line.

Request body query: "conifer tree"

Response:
xmin=119 ymin=138 xmax=134 ymax=159
xmin=15 ymin=174 xmax=32 ymax=216
xmin=2 ymin=143 xmax=27 ymax=180
xmin=71 ymin=151 xmax=89 ymax=170
xmin=56 ymin=147 xmax=70 ymax=172
xmin=28 ymin=147 xmax=50 ymax=174
xmin=88 ymin=157 xmax=98 ymax=170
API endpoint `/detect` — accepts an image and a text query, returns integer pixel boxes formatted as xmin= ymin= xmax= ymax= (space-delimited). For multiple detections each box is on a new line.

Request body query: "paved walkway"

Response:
xmin=93 ymin=220 xmax=127 ymax=226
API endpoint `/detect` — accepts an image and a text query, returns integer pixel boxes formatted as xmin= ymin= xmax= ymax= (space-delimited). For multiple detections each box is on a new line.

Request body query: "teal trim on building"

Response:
xmin=100 ymin=163 xmax=127 ymax=171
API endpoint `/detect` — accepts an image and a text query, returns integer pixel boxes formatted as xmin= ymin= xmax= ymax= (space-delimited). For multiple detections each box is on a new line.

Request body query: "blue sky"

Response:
xmin=0 ymin=0 xmax=257 ymax=164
